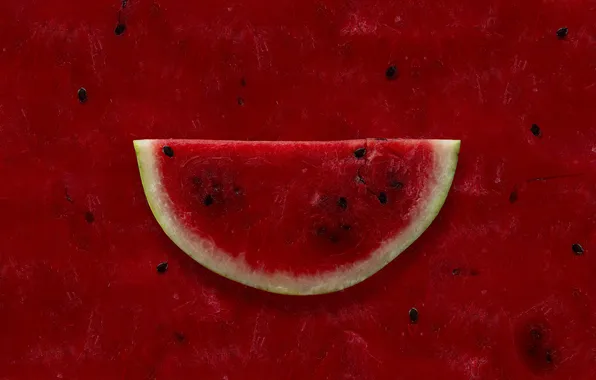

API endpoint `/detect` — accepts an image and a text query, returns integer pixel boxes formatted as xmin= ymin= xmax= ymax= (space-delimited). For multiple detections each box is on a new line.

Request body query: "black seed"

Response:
xmin=121 ymin=0 xmax=128 ymax=8
xmin=386 ymin=65 xmax=398 ymax=79
xmin=174 ymin=332 xmax=185 ymax=342
xmin=77 ymin=87 xmax=88 ymax=103
xmin=409 ymin=307 xmax=419 ymax=323
xmin=390 ymin=180 xmax=404 ymax=189
xmin=545 ymin=350 xmax=553 ymax=363
xmin=203 ymin=194 xmax=214 ymax=206
xmin=163 ymin=146 xmax=174 ymax=157
xmin=156 ymin=261 xmax=168 ymax=273
xmin=340 ymin=224 xmax=352 ymax=231
xmin=354 ymin=147 xmax=366 ymax=159
xmin=338 ymin=197 xmax=348 ymax=210
xmin=572 ymin=243 xmax=584 ymax=255
xmin=233 ymin=187 xmax=243 ymax=195
xmin=316 ymin=226 xmax=327 ymax=236
xmin=212 ymin=183 xmax=221 ymax=193
xmin=237 ymin=96 xmax=245 ymax=106
xmin=452 ymin=268 xmax=461 ymax=276
xmin=556 ymin=27 xmax=568 ymax=39
xmin=241 ymin=77 xmax=247 ymax=87
xmin=84 ymin=211 xmax=95 ymax=224
xmin=509 ymin=190 xmax=518 ymax=203
xmin=329 ymin=235 xmax=339 ymax=243
xmin=530 ymin=123 xmax=541 ymax=137
xmin=378 ymin=192 xmax=388 ymax=204
xmin=65 ymin=189 xmax=73 ymax=203
xmin=115 ymin=23 xmax=126 ymax=35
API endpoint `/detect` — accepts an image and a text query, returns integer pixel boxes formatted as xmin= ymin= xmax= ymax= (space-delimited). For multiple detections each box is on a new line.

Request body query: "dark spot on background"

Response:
xmin=65 ymin=188 xmax=73 ymax=203
xmin=338 ymin=197 xmax=348 ymax=210
xmin=237 ymin=96 xmax=245 ymax=106
xmin=509 ymin=190 xmax=518 ymax=203
xmin=378 ymin=192 xmax=388 ymax=204
xmin=340 ymin=224 xmax=351 ymax=231
xmin=354 ymin=147 xmax=366 ymax=159
xmin=390 ymin=180 xmax=404 ymax=189
xmin=572 ymin=243 xmax=584 ymax=255
xmin=204 ymin=194 xmax=214 ymax=206
xmin=530 ymin=328 xmax=542 ymax=341
xmin=545 ymin=350 xmax=553 ymax=363
xmin=234 ymin=187 xmax=243 ymax=195
xmin=115 ymin=23 xmax=126 ymax=35
xmin=556 ymin=27 xmax=568 ymax=39
xmin=77 ymin=87 xmax=88 ymax=103
xmin=386 ymin=65 xmax=398 ymax=79
xmin=452 ymin=268 xmax=461 ymax=276
xmin=241 ymin=77 xmax=247 ymax=87
xmin=174 ymin=332 xmax=185 ymax=342
xmin=409 ymin=307 xmax=419 ymax=323
xmin=316 ymin=226 xmax=327 ymax=236
xmin=163 ymin=146 xmax=174 ymax=157
xmin=84 ymin=211 xmax=95 ymax=224
xmin=470 ymin=269 xmax=480 ymax=276
xmin=156 ymin=261 xmax=168 ymax=273
xmin=121 ymin=0 xmax=128 ymax=8
xmin=329 ymin=235 xmax=339 ymax=243
xmin=530 ymin=124 xmax=542 ymax=137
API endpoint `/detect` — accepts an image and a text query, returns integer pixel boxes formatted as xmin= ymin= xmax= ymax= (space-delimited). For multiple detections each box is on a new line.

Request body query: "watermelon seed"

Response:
xmin=509 ymin=190 xmax=518 ymax=203
xmin=338 ymin=197 xmax=348 ymax=210
xmin=77 ymin=87 xmax=88 ymax=103
xmin=234 ymin=187 xmax=243 ymax=195
xmin=163 ymin=146 xmax=174 ymax=157
xmin=378 ymin=192 xmax=388 ymax=204
xmin=241 ymin=77 xmax=247 ymax=87
xmin=64 ymin=188 xmax=73 ymax=203
xmin=452 ymin=268 xmax=461 ymax=276
xmin=204 ymin=194 xmax=214 ymax=206
xmin=556 ymin=27 xmax=568 ymax=39
xmin=572 ymin=243 xmax=584 ymax=255
xmin=156 ymin=261 xmax=168 ymax=273
xmin=385 ymin=65 xmax=398 ymax=79
xmin=237 ymin=96 xmax=245 ymax=106
xmin=354 ymin=147 xmax=366 ymax=159
xmin=84 ymin=211 xmax=95 ymax=224
xmin=409 ymin=308 xmax=419 ymax=323
xmin=530 ymin=124 xmax=542 ymax=137
xmin=114 ymin=23 xmax=126 ymax=35
xmin=329 ymin=235 xmax=339 ymax=243
xmin=545 ymin=350 xmax=553 ymax=364
xmin=174 ymin=332 xmax=185 ymax=342
xmin=340 ymin=224 xmax=351 ymax=231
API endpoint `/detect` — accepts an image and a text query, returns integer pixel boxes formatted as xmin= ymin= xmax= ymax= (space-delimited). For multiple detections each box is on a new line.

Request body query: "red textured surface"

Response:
xmin=1 ymin=0 xmax=596 ymax=379
xmin=156 ymin=139 xmax=439 ymax=273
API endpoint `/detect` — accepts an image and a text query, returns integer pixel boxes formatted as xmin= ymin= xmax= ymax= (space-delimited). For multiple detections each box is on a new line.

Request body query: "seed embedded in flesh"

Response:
xmin=115 ymin=23 xmax=126 ymax=35
xmin=354 ymin=147 xmax=366 ymax=159
xmin=378 ymin=192 xmax=388 ymax=204
xmin=204 ymin=194 xmax=214 ymax=206
xmin=237 ymin=96 xmax=245 ymax=106
xmin=556 ymin=27 xmax=568 ymax=38
xmin=530 ymin=124 xmax=541 ymax=137
xmin=572 ymin=243 xmax=584 ymax=255
xmin=409 ymin=307 xmax=419 ymax=323
xmin=77 ymin=87 xmax=88 ymax=103
xmin=156 ymin=262 xmax=168 ymax=273
xmin=84 ymin=211 xmax=95 ymax=224
xmin=390 ymin=180 xmax=404 ymax=189
xmin=163 ymin=146 xmax=174 ymax=157
xmin=338 ymin=197 xmax=348 ymax=210
xmin=340 ymin=224 xmax=351 ymax=231
xmin=452 ymin=268 xmax=461 ymax=276
xmin=386 ymin=65 xmax=398 ymax=79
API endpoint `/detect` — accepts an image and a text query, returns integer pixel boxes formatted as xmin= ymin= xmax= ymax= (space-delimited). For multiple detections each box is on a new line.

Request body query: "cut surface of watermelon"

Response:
xmin=134 ymin=139 xmax=459 ymax=295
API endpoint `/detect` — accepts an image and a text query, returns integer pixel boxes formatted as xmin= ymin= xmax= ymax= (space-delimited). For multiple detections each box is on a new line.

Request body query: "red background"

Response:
xmin=1 ymin=0 xmax=596 ymax=379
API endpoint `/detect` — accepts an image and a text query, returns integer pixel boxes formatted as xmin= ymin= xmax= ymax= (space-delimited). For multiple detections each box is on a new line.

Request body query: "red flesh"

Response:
xmin=1 ymin=0 xmax=596 ymax=379
xmin=157 ymin=139 xmax=436 ymax=274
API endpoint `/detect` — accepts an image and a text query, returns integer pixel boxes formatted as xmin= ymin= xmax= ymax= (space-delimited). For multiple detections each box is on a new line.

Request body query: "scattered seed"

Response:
xmin=340 ymin=224 xmax=352 ymax=231
xmin=329 ymin=235 xmax=339 ymax=243
xmin=386 ymin=65 xmax=398 ymax=79
xmin=378 ymin=192 xmax=388 ymax=204
xmin=530 ymin=124 xmax=541 ymax=137
xmin=509 ymin=190 xmax=518 ymax=203
xmin=77 ymin=87 xmax=88 ymax=103
xmin=354 ymin=147 xmax=366 ymax=159
xmin=115 ymin=23 xmax=126 ymax=35
xmin=556 ymin=27 xmax=568 ymax=39
xmin=545 ymin=350 xmax=553 ymax=363
xmin=338 ymin=197 xmax=348 ymax=210
xmin=204 ymin=194 xmax=214 ymax=206
xmin=240 ymin=77 xmax=247 ymax=87
xmin=84 ymin=211 xmax=95 ymax=223
xmin=452 ymin=268 xmax=461 ymax=276
xmin=237 ymin=96 xmax=245 ymax=106
xmin=174 ymin=332 xmax=185 ymax=342
xmin=156 ymin=262 xmax=168 ymax=273
xmin=409 ymin=307 xmax=419 ymax=323
xmin=572 ymin=243 xmax=584 ymax=255
xmin=163 ymin=146 xmax=174 ymax=157
xmin=390 ymin=180 xmax=404 ymax=189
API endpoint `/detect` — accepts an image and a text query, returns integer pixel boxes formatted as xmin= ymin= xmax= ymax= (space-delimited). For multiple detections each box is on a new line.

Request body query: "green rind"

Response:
xmin=133 ymin=139 xmax=460 ymax=295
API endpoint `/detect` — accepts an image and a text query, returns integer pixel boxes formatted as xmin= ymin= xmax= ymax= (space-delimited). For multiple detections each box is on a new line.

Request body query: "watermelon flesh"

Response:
xmin=134 ymin=138 xmax=459 ymax=294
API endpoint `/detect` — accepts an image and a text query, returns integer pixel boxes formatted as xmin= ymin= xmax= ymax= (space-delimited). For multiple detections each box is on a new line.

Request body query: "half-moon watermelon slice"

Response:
xmin=134 ymin=139 xmax=459 ymax=295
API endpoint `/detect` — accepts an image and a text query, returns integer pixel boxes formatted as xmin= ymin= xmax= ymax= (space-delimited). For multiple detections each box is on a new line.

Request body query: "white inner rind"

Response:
xmin=134 ymin=139 xmax=460 ymax=295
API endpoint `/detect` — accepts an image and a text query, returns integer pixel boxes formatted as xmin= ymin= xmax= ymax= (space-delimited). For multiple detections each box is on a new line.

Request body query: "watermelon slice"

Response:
xmin=134 ymin=138 xmax=459 ymax=295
